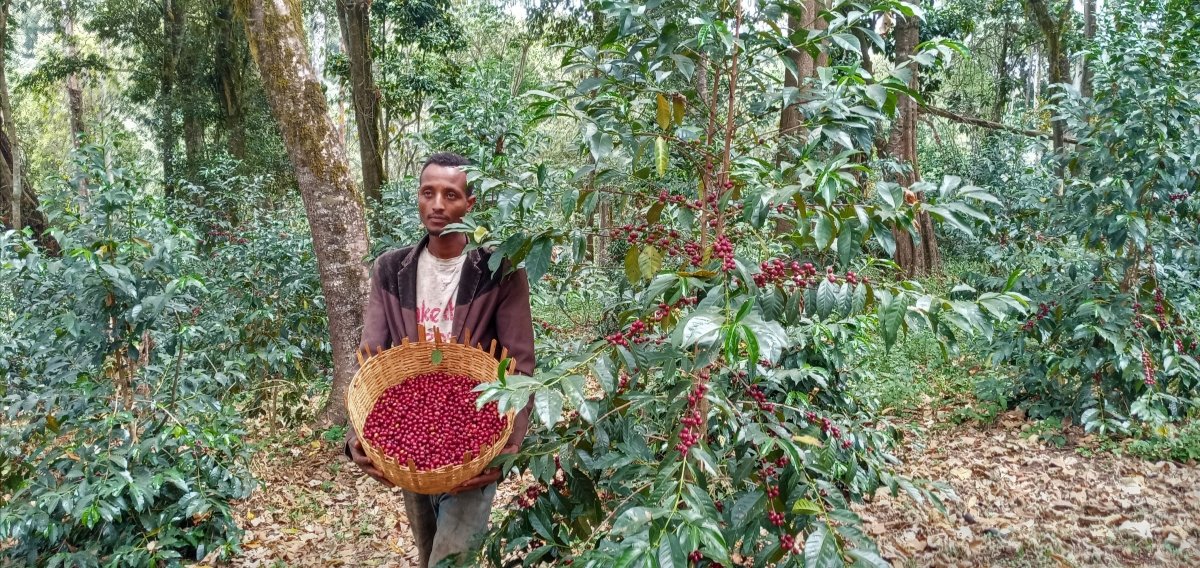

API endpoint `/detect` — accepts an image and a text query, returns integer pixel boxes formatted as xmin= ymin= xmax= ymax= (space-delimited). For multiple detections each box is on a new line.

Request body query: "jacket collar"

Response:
xmin=395 ymin=233 xmax=489 ymax=341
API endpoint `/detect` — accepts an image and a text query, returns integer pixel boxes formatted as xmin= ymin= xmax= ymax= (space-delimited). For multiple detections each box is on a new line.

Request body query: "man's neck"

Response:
xmin=426 ymin=232 xmax=468 ymax=259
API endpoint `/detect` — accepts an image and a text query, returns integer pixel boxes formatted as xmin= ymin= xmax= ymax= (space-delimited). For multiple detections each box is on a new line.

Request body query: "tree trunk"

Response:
xmin=161 ymin=0 xmax=183 ymax=197
xmin=887 ymin=15 xmax=939 ymax=278
xmin=61 ymin=0 xmax=85 ymax=145
xmin=241 ymin=0 xmax=371 ymax=426
xmin=1026 ymin=0 xmax=1069 ymax=160
xmin=777 ymin=2 xmax=820 ymax=154
xmin=336 ymin=0 xmax=384 ymax=223
xmin=1082 ymin=0 xmax=1096 ymax=99
xmin=1 ymin=0 xmax=58 ymax=254
xmin=992 ymin=19 xmax=1013 ymax=122
xmin=183 ymin=111 xmax=204 ymax=177
xmin=217 ymin=0 xmax=247 ymax=160
xmin=1 ymin=0 xmax=18 ymax=230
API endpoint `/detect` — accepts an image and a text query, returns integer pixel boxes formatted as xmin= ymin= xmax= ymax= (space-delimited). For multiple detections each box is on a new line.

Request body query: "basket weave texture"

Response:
xmin=347 ymin=326 xmax=515 ymax=495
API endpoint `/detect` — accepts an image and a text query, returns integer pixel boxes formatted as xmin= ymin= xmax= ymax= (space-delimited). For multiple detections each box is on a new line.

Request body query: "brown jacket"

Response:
xmin=359 ymin=235 xmax=536 ymax=446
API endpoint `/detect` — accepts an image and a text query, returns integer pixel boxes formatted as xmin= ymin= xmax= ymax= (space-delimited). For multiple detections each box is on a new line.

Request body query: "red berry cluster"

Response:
xmin=780 ymin=533 xmax=796 ymax=553
xmin=1168 ymin=192 xmax=1190 ymax=202
xmin=767 ymin=510 xmax=785 ymax=527
xmin=713 ymin=235 xmax=735 ymax=271
xmin=517 ymin=484 xmax=544 ymax=509
xmin=651 ymin=296 xmax=699 ymax=322
xmin=746 ymin=384 xmax=775 ymax=412
xmin=617 ymin=371 xmax=630 ymax=392
xmin=1022 ymin=301 xmax=1057 ymax=332
xmin=1142 ymin=349 xmax=1156 ymax=386
xmin=689 ymin=550 xmax=703 ymax=564
xmin=805 ymin=411 xmax=853 ymax=449
xmin=676 ymin=381 xmax=708 ymax=455
xmin=606 ymin=318 xmax=667 ymax=347
xmin=362 ymin=372 xmax=508 ymax=471
xmin=611 ymin=222 xmax=683 ymax=253
xmin=753 ymin=260 xmax=868 ymax=290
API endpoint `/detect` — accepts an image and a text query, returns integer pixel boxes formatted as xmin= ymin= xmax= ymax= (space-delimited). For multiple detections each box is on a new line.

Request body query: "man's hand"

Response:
xmin=345 ymin=428 xmax=395 ymax=488
xmin=447 ymin=443 xmax=519 ymax=495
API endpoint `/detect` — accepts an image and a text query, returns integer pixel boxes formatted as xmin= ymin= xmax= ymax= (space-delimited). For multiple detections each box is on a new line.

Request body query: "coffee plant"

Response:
xmin=0 ymin=146 xmax=255 ymax=565
xmin=967 ymin=0 xmax=1200 ymax=435
xmin=443 ymin=0 xmax=1028 ymax=565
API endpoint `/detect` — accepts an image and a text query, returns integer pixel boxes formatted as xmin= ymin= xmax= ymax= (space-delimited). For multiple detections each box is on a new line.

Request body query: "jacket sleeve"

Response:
xmin=496 ymin=265 xmax=536 ymax=447
xmin=358 ymin=257 xmax=393 ymax=370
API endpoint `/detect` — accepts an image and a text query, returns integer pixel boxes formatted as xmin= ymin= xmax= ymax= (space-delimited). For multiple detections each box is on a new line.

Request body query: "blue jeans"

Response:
xmin=403 ymin=484 xmax=497 ymax=568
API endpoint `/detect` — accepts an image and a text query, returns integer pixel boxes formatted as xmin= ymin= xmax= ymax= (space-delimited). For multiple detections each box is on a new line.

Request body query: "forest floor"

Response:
xmin=212 ymin=410 xmax=1200 ymax=568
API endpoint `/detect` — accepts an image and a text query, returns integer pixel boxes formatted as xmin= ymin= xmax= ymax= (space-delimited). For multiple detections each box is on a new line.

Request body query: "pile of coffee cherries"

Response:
xmin=362 ymin=372 xmax=508 ymax=470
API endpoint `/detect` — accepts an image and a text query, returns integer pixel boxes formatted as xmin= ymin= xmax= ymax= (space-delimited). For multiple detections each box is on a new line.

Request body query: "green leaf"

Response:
xmin=817 ymin=278 xmax=837 ymax=320
xmin=612 ymin=506 xmax=654 ymax=536
xmin=924 ymin=205 xmax=974 ymax=238
xmin=525 ymin=237 xmax=553 ymax=284
xmin=625 ymin=247 xmax=641 ymax=284
xmin=792 ymin=498 xmax=821 ymax=515
xmin=680 ymin=311 xmax=724 ymax=349
xmin=848 ymin=548 xmax=891 ymax=568
xmin=731 ymin=490 xmax=764 ymax=530
xmin=830 ymin=33 xmax=860 ymax=53
xmin=431 ymin=349 xmax=443 ymax=364
xmin=878 ymin=292 xmax=906 ymax=349
xmin=804 ymin=524 xmax=844 ymax=568
xmin=814 ymin=214 xmax=836 ymax=250
xmin=534 ymin=389 xmax=564 ymax=426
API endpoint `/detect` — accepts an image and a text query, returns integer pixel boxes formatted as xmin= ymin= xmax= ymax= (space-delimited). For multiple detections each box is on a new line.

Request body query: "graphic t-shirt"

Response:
xmin=415 ymin=246 xmax=466 ymax=340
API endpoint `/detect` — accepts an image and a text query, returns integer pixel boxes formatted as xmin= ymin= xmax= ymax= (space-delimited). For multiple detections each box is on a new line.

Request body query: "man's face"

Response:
xmin=418 ymin=164 xmax=475 ymax=236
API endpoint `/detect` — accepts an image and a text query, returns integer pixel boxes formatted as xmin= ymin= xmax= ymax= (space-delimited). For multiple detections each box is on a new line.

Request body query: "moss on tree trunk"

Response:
xmin=241 ymin=0 xmax=371 ymax=425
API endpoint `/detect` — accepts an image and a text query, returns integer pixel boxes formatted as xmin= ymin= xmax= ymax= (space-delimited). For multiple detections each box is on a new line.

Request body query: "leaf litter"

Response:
xmin=201 ymin=416 xmax=1199 ymax=567
xmin=854 ymin=413 xmax=1200 ymax=567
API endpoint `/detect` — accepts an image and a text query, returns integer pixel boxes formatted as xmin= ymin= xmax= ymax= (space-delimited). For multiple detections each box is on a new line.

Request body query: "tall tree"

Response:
xmin=216 ymin=0 xmax=247 ymax=159
xmin=1081 ymin=0 xmax=1095 ymax=98
xmin=160 ymin=0 xmax=184 ymax=196
xmin=1025 ymin=0 xmax=1070 ymax=159
xmin=887 ymin=15 xmax=940 ymax=277
xmin=777 ymin=1 xmax=820 ymax=149
xmin=1 ymin=0 xmax=56 ymax=252
xmin=336 ymin=0 xmax=384 ymax=221
xmin=2 ymin=0 xmax=21 ymax=231
xmin=61 ymin=0 xmax=85 ymax=145
xmin=240 ymin=0 xmax=371 ymax=425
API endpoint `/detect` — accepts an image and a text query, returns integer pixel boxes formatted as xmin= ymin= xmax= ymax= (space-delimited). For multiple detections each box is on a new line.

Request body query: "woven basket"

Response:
xmin=347 ymin=325 xmax=516 ymax=494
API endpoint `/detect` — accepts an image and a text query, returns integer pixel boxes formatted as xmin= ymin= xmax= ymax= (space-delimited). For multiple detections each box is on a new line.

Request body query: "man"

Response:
xmin=345 ymin=152 xmax=535 ymax=567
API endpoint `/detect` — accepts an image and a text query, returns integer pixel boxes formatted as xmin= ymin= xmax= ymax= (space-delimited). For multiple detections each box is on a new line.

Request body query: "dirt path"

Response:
xmin=855 ymin=420 xmax=1200 ymax=567
xmin=216 ymin=421 xmax=1200 ymax=568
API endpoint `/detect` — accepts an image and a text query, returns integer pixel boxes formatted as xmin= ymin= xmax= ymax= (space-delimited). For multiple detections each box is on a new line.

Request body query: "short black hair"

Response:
xmin=420 ymin=152 xmax=474 ymax=196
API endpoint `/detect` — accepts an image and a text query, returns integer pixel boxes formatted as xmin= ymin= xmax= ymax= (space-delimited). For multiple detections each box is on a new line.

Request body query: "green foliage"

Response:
xmin=968 ymin=0 xmax=1200 ymax=435
xmin=173 ymin=156 xmax=333 ymax=426
xmin=449 ymin=0 xmax=1026 ymax=564
xmin=1128 ymin=420 xmax=1200 ymax=463
xmin=0 ymin=145 xmax=254 ymax=565
xmin=372 ymin=0 xmax=466 ymax=117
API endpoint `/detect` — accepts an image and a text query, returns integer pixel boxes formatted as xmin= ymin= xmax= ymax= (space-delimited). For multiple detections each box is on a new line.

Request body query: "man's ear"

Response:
xmin=467 ymin=194 xmax=477 ymax=211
